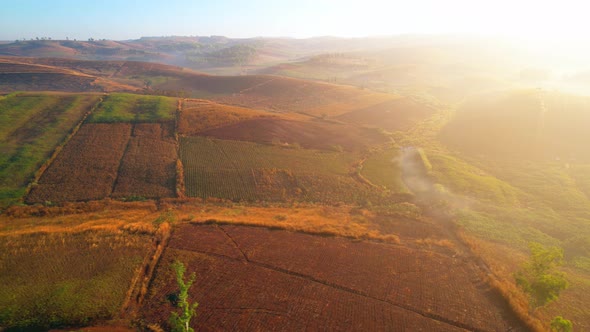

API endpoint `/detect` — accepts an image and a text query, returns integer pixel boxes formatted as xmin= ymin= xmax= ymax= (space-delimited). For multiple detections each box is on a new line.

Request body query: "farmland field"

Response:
xmin=361 ymin=147 xmax=409 ymax=192
xmin=28 ymin=122 xmax=178 ymax=203
xmin=0 ymin=92 xmax=102 ymax=206
xmin=26 ymin=123 xmax=132 ymax=203
xmin=0 ymin=229 xmax=152 ymax=331
xmin=87 ymin=93 xmax=177 ymax=123
xmin=112 ymin=123 xmax=177 ymax=199
xmin=180 ymin=137 xmax=387 ymax=203
xmin=178 ymin=99 xmax=274 ymax=135
xmin=197 ymin=117 xmax=389 ymax=152
xmin=141 ymin=224 xmax=522 ymax=331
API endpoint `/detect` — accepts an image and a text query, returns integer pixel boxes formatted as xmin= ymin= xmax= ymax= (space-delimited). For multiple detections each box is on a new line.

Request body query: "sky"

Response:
xmin=0 ymin=0 xmax=588 ymax=41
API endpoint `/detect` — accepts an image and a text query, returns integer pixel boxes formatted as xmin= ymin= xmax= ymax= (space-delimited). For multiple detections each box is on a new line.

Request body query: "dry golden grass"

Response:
xmin=0 ymin=201 xmax=160 ymax=236
xmin=414 ymin=238 xmax=456 ymax=250
xmin=179 ymin=99 xmax=290 ymax=135
xmin=457 ymin=230 xmax=547 ymax=331
xmin=173 ymin=201 xmax=401 ymax=243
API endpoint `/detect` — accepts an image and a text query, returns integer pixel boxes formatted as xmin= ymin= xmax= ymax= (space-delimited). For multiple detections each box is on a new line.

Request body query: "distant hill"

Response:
xmin=0 ymin=36 xmax=409 ymax=74
xmin=0 ymin=56 xmax=415 ymax=120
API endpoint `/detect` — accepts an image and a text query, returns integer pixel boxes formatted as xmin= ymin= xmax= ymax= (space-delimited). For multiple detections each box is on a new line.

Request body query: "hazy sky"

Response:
xmin=0 ymin=0 xmax=588 ymax=40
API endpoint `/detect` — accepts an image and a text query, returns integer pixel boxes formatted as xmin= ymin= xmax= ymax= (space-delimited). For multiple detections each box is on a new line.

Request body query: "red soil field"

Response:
xmin=0 ymin=58 xmax=139 ymax=93
xmin=198 ymin=117 xmax=388 ymax=152
xmin=26 ymin=123 xmax=131 ymax=203
xmin=27 ymin=122 xmax=179 ymax=203
xmin=178 ymin=99 xmax=273 ymax=135
xmin=111 ymin=123 xmax=177 ymax=198
xmin=336 ymin=97 xmax=435 ymax=131
xmin=142 ymin=224 xmax=523 ymax=331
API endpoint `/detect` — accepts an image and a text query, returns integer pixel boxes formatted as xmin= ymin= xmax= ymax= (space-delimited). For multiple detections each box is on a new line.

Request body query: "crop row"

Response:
xmin=0 ymin=93 xmax=102 ymax=206
xmin=180 ymin=137 xmax=387 ymax=204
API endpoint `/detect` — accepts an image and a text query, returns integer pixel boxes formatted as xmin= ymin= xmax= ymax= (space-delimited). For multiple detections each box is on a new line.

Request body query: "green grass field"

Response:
xmin=361 ymin=147 xmax=409 ymax=193
xmin=180 ymin=137 xmax=386 ymax=204
xmin=87 ymin=93 xmax=177 ymax=123
xmin=0 ymin=92 xmax=102 ymax=207
xmin=0 ymin=230 xmax=151 ymax=330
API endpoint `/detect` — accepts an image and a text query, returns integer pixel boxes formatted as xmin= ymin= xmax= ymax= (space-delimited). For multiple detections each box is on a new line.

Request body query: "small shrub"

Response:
xmin=169 ymin=261 xmax=198 ymax=332
xmin=550 ymin=316 xmax=573 ymax=332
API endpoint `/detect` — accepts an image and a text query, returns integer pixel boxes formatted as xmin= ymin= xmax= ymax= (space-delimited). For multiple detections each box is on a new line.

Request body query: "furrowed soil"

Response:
xmin=142 ymin=224 xmax=524 ymax=331
xmin=179 ymin=137 xmax=388 ymax=204
xmin=26 ymin=123 xmax=132 ymax=202
xmin=197 ymin=117 xmax=388 ymax=152
xmin=111 ymin=123 xmax=177 ymax=198
xmin=27 ymin=122 xmax=178 ymax=203
xmin=0 ymin=93 xmax=102 ymax=205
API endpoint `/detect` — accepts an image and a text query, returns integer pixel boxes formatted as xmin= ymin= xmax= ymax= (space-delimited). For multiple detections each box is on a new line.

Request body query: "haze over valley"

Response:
xmin=1 ymin=1 xmax=589 ymax=331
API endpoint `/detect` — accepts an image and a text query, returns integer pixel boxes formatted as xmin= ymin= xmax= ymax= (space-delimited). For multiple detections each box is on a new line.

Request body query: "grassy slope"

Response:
xmin=400 ymin=94 xmax=590 ymax=328
xmin=0 ymin=92 xmax=101 ymax=206
xmin=87 ymin=93 xmax=177 ymax=123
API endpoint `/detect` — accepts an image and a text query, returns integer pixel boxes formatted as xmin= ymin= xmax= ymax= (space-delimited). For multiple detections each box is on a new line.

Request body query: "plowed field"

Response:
xmin=112 ymin=123 xmax=177 ymax=198
xmin=142 ymin=224 xmax=523 ymax=331
xmin=26 ymin=123 xmax=131 ymax=203
xmin=27 ymin=122 xmax=177 ymax=203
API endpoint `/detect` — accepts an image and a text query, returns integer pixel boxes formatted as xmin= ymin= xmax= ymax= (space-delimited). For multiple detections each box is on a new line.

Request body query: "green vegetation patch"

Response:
xmin=88 ymin=93 xmax=176 ymax=123
xmin=427 ymin=150 xmax=521 ymax=206
xmin=361 ymin=147 xmax=409 ymax=193
xmin=180 ymin=137 xmax=386 ymax=204
xmin=0 ymin=230 xmax=151 ymax=330
xmin=0 ymin=92 xmax=101 ymax=207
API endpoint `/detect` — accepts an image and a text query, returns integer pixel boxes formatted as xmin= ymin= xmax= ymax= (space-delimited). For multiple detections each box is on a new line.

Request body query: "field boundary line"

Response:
xmin=110 ymin=124 xmax=134 ymax=196
xmin=23 ymin=94 xmax=106 ymax=201
xmin=120 ymin=222 xmax=172 ymax=319
xmin=217 ymin=225 xmax=249 ymax=262
xmin=173 ymin=242 xmax=490 ymax=332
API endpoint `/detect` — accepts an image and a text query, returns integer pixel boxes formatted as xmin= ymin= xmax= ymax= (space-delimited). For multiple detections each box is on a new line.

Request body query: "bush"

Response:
xmin=169 ymin=261 xmax=198 ymax=332
xmin=550 ymin=316 xmax=573 ymax=332
xmin=515 ymin=242 xmax=568 ymax=307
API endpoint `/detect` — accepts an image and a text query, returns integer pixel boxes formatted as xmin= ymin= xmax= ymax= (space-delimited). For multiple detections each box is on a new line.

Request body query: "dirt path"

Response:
xmin=399 ymin=147 xmax=528 ymax=331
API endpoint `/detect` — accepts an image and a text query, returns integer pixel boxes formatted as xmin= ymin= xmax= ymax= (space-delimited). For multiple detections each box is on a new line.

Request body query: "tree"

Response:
xmin=550 ymin=316 xmax=573 ymax=332
xmin=169 ymin=261 xmax=198 ymax=332
xmin=515 ymin=242 xmax=568 ymax=307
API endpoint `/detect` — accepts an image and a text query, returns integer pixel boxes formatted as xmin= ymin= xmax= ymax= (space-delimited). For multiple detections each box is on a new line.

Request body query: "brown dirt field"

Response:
xmin=26 ymin=123 xmax=132 ymax=203
xmin=336 ymin=97 xmax=436 ymax=131
xmin=142 ymin=224 xmax=525 ymax=331
xmin=154 ymin=72 xmax=395 ymax=115
xmin=0 ymin=72 xmax=98 ymax=93
xmin=0 ymin=58 xmax=140 ymax=93
xmin=111 ymin=123 xmax=177 ymax=199
xmin=197 ymin=117 xmax=389 ymax=152
xmin=178 ymin=99 xmax=276 ymax=135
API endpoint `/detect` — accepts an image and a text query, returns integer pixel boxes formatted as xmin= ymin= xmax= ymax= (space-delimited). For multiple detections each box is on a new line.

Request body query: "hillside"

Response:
xmin=440 ymin=89 xmax=590 ymax=161
xmin=1 ymin=48 xmax=590 ymax=331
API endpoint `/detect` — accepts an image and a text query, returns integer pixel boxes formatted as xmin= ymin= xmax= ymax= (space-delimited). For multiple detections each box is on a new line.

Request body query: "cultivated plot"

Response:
xmin=180 ymin=137 xmax=385 ymax=203
xmin=142 ymin=224 xmax=520 ymax=331
xmin=0 ymin=92 xmax=101 ymax=206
